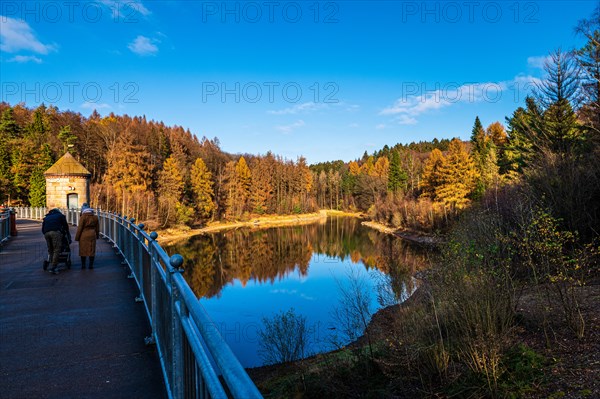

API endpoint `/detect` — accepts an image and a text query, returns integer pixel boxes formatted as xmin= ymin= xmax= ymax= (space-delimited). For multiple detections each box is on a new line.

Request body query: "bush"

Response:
xmin=258 ymin=308 xmax=308 ymax=365
xmin=379 ymin=205 xmax=518 ymax=396
xmin=370 ymin=194 xmax=448 ymax=233
xmin=516 ymin=207 xmax=590 ymax=338
xmin=499 ymin=343 xmax=545 ymax=395
xmin=175 ymin=202 xmax=194 ymax=226
xmin=329 ymin=269 xmax=375 ymax=364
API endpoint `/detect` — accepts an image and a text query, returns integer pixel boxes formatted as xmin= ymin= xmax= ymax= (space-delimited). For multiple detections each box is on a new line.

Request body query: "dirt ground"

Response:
xmin=516 ymin=282 xmax=600 ymax=398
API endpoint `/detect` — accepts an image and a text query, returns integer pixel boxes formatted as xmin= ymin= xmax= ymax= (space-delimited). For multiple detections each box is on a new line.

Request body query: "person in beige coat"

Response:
xmin=75 ymin=205 xmax=100 ymax=269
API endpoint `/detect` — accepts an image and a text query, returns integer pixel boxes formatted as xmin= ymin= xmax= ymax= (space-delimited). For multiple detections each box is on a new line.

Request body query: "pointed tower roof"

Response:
xmin=44 ymin=152 xmax=91 ymax=177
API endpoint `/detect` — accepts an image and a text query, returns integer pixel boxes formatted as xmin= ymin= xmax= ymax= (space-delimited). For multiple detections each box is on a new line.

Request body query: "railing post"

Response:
xmin=117 ymin=214 xmax=123 ymax=258
xmin=169 ymin=254 xmax=185 ymax=399
xmin=145 ymin=231 xmax=159 ymax=346
xmin=111 ymin=213 xmax=116 ymax=242
xmin=117 ymin=214 xmax=122 ymax=254
xmin=129 ymin=218 xmax=136 ymax=267
xmin=0 ymin=209 xmax=9 ymax=244
xmin=135 ymin=223 xmax=145 ymax=303
xmin=124 ymin=217 xmax=129 ymax=263
xmin=99 ymin=211 xmax=104 ymax=236
xmin=105 ymin=212 xmax=109 ymax=239
xmin=124 ymin=216 xmax=129 ymax=263
xmin=120 ymin=215 xmax=126 ymax=260
xmin=137 ymin=224 xmax=145 ymax=255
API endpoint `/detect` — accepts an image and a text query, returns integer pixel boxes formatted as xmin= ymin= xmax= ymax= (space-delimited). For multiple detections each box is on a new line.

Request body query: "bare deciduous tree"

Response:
xmin=258 ymin=308 xmax=308 ymax=365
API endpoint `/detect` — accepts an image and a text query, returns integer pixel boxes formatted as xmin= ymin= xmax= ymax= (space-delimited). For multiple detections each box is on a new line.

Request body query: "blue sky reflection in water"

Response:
xmin=168 ymin=217 xmax=427 ymax=367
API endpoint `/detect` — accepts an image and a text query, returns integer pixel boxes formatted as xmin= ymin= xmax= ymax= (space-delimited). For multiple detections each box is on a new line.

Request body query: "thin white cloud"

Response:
xmin=348 ymin=123 xmax=359 ymax=128
xmin=269 ymin=289 xmax=314 ymax=300
xmin=375 ymin=124 xmax=386 ymax=130
xmin=275 ymin=119 xmax=305 ymax=134
xmin=270 ymin=289 xmax=298 ymax=295
xmin=268 ymin=102 xmax=326 ymax=115
xmin=99 ymin=0 xmax=151 ymax=17
xmin=8 ymin=55 xmax=42 ymax=64
xmin=128 ymin=35 xmax=159 ymax=56
xmin=379 ymin=78 xmax=529 ymax=125
xmin=527 ymin=55 xmax=551 ymax=70
xmin=381 ymin=60 xmax=544 ymax=127
xmin=380 ymin=82 xmax=505 ymax=117
xmin=513 ymin=74 xmax=542 ymax=87
xmin=268 ymin=101 xmax=359 ymax=115
xmin=395 ymin=115 xmax=417 ymax=125
xmin=81 ymin=102 xmax=111 ymax=110
xmin=380 ymin=91 xmax=447 ymax=117
xmin=0 ymin=17 xmax=55 ymax=54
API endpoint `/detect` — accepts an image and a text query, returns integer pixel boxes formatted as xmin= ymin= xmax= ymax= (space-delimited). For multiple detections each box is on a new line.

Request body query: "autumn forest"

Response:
xmin=1 ymin=5 xmax=600 ymax=397
xmin=0 ymin=96 xmax=484 ymax=226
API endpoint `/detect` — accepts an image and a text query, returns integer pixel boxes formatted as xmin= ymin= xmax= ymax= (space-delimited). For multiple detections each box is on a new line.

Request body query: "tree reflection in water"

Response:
xmin=168 ymin=217 xmax=428 ymax=302
xmin=167 ymin=217 xmax=430 ymax=367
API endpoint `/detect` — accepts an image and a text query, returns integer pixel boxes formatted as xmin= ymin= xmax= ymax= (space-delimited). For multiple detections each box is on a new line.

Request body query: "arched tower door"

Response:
xmin=67 ymin=193 xmax=79 ymax=209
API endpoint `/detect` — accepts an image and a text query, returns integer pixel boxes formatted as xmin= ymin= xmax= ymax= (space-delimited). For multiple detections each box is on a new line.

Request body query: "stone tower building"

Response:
xmin=44 ymin=152 xmax=91 ymax=209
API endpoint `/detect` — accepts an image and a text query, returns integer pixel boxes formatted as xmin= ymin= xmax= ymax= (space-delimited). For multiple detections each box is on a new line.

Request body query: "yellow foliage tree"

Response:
xmin=373 ymin=156 xmax=390 ymax=179
xmin=250 ymin=157 xmax=273 ymax=214
xmin=349 ymin=161 xmax=361 ymax=176
xmin=157 ymin=156 xmax=185 ymax=226
xmin=104 ymin=129 xmax=151 ymax=217
xmin=190 ymin=157 xmax=215 ymax=220
xmin=225 ymin=156 xmax=252 ymax=219
xmin=486 ymin=121 xmax=508 ymax=147
xmin=360 ymin=156 xmax=375 ymax=176
xmin=435 ymin=139 xmax=478 ymax=211
xmin=420 ymin=148 xmax=445 ymax=199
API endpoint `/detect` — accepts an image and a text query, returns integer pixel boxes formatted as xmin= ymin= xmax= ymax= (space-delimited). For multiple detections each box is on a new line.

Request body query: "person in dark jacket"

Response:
xmin=42 ymin=208 xmax=70 ymax=274
xmin=75 ymin=206 xmax=99 ymax=269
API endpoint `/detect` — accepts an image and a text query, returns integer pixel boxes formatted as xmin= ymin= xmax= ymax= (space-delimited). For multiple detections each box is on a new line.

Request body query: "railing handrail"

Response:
xmin=14 ymin=207 xmax=262 ymax=399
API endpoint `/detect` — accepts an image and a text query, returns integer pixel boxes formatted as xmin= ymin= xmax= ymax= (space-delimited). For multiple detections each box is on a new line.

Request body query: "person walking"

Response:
xmin=42 ymin=208 xmax=70 ymax=274
xmin=75 ymin=204 xmax=99 ymax=269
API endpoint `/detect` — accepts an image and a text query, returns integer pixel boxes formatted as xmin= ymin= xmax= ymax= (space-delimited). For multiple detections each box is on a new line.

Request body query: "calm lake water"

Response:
xmin=167 ymin=217 xmax=428 ymax=368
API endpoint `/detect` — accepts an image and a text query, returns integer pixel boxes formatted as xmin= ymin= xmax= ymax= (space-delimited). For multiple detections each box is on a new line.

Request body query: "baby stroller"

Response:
xmin=43 ymin=230 xmax=72 ymax=271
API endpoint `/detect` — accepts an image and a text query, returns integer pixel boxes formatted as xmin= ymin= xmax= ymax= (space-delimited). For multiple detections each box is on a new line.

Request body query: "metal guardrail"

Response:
xmin=0 ymin=209 xmax=10 ymax=245
xmin=14 ymin=207 xmax=262 ymax=399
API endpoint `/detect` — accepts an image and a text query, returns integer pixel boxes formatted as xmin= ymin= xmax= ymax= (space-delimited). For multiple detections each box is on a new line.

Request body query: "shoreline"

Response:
xmin=361 ymin=220 xmax=443 ymax=246
xmin=246 ymin=282 xmax=428 ymax=388
xmin=156 ymin=210 xmax=442 ymax=247
xmin=156 ymin=209 xmax=364 ymax=245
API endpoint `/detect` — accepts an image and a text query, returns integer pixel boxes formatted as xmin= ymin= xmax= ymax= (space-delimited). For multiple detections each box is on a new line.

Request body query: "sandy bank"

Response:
xmin=156 ymin=210 xmax=364 ymax=245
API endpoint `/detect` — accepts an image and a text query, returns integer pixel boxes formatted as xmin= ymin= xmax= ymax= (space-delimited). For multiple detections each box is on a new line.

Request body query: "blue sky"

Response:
xmin=0 ymin=1 xmax=597 ymax=163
